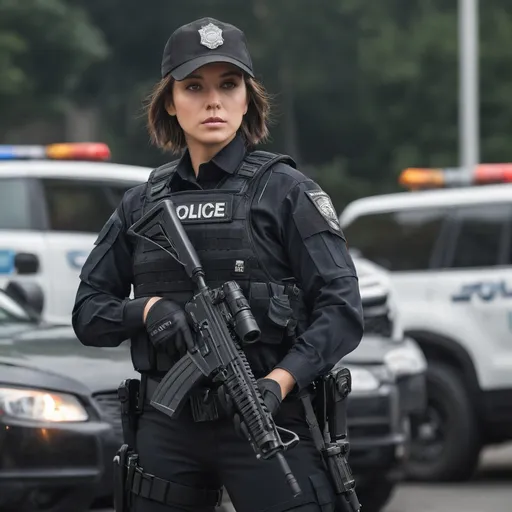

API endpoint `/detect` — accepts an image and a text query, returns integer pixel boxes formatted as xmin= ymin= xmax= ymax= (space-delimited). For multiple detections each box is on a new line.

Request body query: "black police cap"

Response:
xmin=161 ymin=17 xmax=254 ymax=80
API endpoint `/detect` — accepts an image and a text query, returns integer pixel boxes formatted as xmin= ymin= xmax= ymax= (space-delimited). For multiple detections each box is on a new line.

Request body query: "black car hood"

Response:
xmin=0 ymin=324 xmax=396 ymax=397
xmin=0 ymin=325 xmax=137 ymax=396
xmin=343 ymin=334 xmax=395 ymax=365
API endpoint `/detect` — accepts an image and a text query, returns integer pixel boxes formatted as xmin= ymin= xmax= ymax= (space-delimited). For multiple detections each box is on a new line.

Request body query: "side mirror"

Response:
xmin=14 ymin=253 xmax=40 ymax=275
xmin=4 ymin=281 xmax=44 ymax=318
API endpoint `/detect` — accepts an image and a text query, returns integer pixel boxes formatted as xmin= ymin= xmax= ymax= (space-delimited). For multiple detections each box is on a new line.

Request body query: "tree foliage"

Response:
xmin=0 ymin=0 xmax=107 ymax=125
xmin=1 ymin=0 xmax=512 ymax=208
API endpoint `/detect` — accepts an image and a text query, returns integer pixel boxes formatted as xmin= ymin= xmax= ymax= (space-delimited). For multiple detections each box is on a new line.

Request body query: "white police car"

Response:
xmin=339 ymin=163 xmax=512 ymax=482
xmin=0 ymin=143 xmax=151 ymax=324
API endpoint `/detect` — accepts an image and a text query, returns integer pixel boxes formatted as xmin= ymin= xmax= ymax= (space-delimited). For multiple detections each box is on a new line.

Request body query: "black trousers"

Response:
xmin=132 ymin=398 xmax=337 ymax=512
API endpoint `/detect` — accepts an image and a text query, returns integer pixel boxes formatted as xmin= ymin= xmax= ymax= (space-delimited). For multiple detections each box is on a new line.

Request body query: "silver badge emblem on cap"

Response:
xmin=198 ymin=23 xmax=224 ymax=49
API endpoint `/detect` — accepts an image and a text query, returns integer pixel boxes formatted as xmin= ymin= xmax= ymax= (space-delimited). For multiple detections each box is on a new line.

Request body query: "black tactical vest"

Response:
xmin=130 ymin=151 xmax=308 ymax=376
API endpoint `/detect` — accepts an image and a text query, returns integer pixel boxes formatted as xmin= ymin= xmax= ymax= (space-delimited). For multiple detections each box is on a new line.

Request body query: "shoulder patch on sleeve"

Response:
xmin=304 ymin=189 xmax=341 ymax=233
xmin=94 ymin=210 xmax=121 ymax=246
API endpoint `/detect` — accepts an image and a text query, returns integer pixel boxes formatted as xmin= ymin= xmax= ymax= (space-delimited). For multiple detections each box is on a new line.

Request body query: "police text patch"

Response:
xmin=305 ymin=190 xmax=341 ymax=232
xmin=174 ymin=197 xmax=233 ymax=224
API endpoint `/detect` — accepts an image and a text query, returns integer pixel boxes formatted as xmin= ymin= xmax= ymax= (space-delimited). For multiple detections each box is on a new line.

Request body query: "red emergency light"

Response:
xmin=45 ymin=143 xmax=111 ymax=161
xmin=399 ymin=163 xmax=512 ymax=190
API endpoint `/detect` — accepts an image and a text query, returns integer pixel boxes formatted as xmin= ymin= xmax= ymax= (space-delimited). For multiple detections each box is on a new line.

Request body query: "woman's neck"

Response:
xmin=187 ymin=134 xmax=236 ymax=176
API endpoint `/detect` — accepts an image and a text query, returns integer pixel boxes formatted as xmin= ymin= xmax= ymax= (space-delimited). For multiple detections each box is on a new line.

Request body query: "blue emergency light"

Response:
xmin=0 ymin=250 xmax=15 ymax=274
xmin=0 ymin=146 xmax=46 ymax=160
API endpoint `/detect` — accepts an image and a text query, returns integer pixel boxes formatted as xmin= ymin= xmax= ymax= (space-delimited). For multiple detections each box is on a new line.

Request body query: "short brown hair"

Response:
xmin=146 ymin=74 xmax=270 ymax=154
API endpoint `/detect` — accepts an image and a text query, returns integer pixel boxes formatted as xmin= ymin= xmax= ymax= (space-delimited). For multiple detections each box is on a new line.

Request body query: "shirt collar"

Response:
xmin=173 ymin=133 xmax=247 ymax=184
xmin=209 ymin=133 xmax=247 ymax=174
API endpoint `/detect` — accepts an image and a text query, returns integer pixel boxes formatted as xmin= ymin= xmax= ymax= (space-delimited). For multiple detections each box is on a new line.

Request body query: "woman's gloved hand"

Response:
xmin=144 ymin=298 xmax=195 ymax=357
xmin=217 ymin=377 xmax=283 ymax=439
xmin=255 ymin=378 xmax=283 ymax=416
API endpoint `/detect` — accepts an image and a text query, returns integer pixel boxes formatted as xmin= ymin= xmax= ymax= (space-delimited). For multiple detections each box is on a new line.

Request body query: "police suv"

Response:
xmin=0 ymin=143 xmax=151 ymax=324
xmin=339 ymin=164 xmax=512 ymax=482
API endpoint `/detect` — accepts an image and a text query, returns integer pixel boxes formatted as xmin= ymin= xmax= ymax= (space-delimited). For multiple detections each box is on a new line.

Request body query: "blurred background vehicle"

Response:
xmin=340 ymin=168 xmax=512 ymax=482
xmin=344 ymin=255 xmax=427 ymax=511
xmin=0 ymin=282 xmax=138 ymax=512
xmin=0 ymin=143 xmax=151 ymax=325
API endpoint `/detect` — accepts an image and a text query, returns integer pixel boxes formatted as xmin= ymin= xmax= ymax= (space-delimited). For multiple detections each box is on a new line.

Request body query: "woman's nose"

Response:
xmin=205 ymin=88 xmax=221 ymax=109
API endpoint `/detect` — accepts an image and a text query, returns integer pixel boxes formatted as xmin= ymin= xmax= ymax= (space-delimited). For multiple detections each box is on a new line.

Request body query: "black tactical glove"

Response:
xmin=255 ymin=378 xmax=283 ymax=416
xmin=217 ymin=377 xmax=283 ymax=439
xmin=145 ymin=299 xmax=195 ymax=357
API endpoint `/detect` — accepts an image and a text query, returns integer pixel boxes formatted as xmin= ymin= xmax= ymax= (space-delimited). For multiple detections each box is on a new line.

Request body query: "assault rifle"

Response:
xmin=128 ymin=199 xmax=302 ymax=497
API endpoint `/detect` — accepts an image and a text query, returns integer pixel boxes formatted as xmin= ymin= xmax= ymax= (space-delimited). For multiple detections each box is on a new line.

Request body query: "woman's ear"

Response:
xmin=165 ymin=97 xmax=176 ymax=116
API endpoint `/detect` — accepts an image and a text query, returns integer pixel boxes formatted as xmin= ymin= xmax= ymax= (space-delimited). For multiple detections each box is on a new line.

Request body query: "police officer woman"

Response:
xmin=72 ymin=17 xmax=364 ymax=512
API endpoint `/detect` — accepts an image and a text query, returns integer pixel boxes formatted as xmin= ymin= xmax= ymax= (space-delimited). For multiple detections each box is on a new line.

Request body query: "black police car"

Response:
xmin=0 ymin=282 xmax=138 ymax=512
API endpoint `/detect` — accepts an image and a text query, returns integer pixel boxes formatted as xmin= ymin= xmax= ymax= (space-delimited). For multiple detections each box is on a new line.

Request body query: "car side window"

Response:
xmin=446 ymin=203 xmax=511 ymax=269
xmin=0 ymin=178 xmax=32 ymax=230
xmin=42 ymin=179 xmax=114 ymax=233
xmin=105 ymin=183 xmax=140 ymax=209
xmin=343 ymin=208 xmax=446 ymax=271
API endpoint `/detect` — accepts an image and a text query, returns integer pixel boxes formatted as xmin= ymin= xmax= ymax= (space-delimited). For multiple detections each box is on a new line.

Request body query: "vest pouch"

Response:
xmin=130 ymin=330 xmax=154 ymax=372
xmin=130 ymin=330 xmax=175 ymax=373
xmin=249 ymin=283 xmax=296 ymax=345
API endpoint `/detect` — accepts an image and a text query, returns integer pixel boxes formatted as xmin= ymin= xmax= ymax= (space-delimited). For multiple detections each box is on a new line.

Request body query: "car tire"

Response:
xmin=357 ymin=479 xmax=396 ymax=512
xmin=405 ymin=361 xmax=481 ymax=482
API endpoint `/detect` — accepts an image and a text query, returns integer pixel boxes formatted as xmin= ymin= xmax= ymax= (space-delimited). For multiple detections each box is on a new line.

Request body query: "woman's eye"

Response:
xmin=221 ymin=81 xmax=237 ymax=89
xmin=186 ymin=83 xmax=201 ymax=91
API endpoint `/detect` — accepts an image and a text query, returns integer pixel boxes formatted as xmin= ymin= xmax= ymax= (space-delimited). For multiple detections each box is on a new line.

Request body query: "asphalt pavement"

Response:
xmin=94 ymin=443 xmax=512 ymax=512
xmin=383 ymin=443 xmax=512 ymax=512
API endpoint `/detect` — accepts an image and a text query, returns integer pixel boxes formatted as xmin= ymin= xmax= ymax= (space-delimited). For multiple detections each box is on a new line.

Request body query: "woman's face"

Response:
xmin=167 ymin=62 xmax=249 ymax=149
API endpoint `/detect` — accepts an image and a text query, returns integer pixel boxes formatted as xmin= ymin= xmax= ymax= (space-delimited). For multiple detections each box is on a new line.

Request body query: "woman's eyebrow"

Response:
xmin=184 ymin=70 xmax=242 ymax=80
xmin=221 ymin=71 xmax=242 ymax=78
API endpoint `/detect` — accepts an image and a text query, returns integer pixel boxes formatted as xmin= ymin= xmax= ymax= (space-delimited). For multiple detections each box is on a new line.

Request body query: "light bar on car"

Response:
xmin=399 ymin=163 xmax=512 ymax=190
xmin=0 ymin=143 xmax=111 ymax=161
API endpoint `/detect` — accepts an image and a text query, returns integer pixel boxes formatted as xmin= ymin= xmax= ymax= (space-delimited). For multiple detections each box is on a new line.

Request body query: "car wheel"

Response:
xmin=405 ymin=361 xmax=481 ymax=481
xmin=357 ymin=479 xmax=396 ymax=512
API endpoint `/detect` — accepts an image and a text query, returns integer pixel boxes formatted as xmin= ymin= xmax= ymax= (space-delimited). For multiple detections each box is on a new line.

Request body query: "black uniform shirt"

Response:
xmin=72 ymin=135 xmax=364 ymax=391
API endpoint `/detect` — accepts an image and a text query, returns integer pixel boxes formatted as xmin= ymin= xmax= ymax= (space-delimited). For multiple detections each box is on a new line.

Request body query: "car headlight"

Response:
xmin=0 ymin=387 xmax=88 ymax=422
xmin=348 ymin=367 xmax=380 ymax=392
xmin=384 ymin=345 xmax=427 ymax=377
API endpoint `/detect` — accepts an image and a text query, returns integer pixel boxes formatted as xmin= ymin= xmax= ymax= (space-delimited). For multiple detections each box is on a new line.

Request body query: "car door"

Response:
xmin=0 ymin=177 xmax=48 ymax=299
xmin=431 ymin=202 xmax=512 ymax=390
xmin=342 ymin=206 xmax=451 ymax=333
xmin=39 ymin=178 xmax=139 ymax=324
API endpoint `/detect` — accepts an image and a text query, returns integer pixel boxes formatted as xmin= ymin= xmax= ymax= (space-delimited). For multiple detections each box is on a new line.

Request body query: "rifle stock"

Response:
xmin=128 ymin=199 xmax=302 ymax=497
xmin=127 ymin=198 xmax=204 ymax=286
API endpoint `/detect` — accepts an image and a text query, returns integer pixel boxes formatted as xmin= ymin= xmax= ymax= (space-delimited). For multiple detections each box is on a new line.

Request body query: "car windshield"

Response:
xmin=0 ymin=291 xmax=32 ymax=323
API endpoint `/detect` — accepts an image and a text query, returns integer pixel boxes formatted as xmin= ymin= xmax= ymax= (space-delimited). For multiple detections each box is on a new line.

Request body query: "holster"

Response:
xmin=113 ymin=444 xmax=137 ymax=512
xmin=301 ymin=367 xmax=361 ymax=512
xmin=113 ymin=378 xmax=143 ymax=512
xmin=118 ymin=378 xmax=143 ymax=447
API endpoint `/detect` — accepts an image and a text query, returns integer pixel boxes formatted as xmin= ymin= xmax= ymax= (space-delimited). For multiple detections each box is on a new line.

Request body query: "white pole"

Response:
xmin=459 ymin=0 xmax=479 ymax=171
